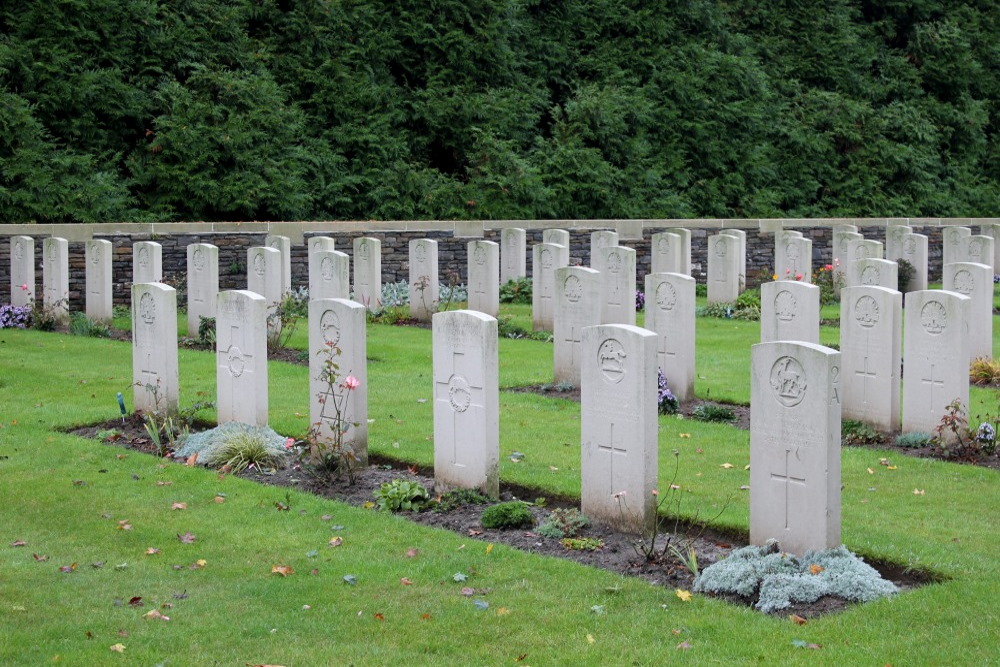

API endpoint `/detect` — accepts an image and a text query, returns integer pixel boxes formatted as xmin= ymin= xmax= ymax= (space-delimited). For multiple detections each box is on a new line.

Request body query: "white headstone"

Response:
xmin=500 ymin=228 xmax=527 ymax=283
xmin=902 ymin=290 xmax=970 ymax=437
xmin=898 ymin=232 xmax=928 ymax=291
xmin=600 ymin=246 xmax=637 ymax=325
xmin=531 ymin=243 xmax=568 ymax=331
xmin=543 ymin=228 xmax=570 ymax=261
xmin=132 ymin=283 xmax=179 ymax=414
xmin=750 ymin=341 xmax=841 ymax=556
xmin=216 ymin=290 xmax=269 ymax=427
xmin=941 ymin=226 xmax=971 ymax=272
xmin=581 ymin=324 xmax=658 ymax=534
xmin=672 ymin=228 xmax=692 ymax=275
xmin=650 ymin=232 xmax=683 ymax=275
xmin=309 ymin=249 xmax=350 ymax=301
xmin=851 ymin=258 xmax=898 ymax=291
xmin=42 ymin=237 xmax=69 ymax=322
xmin=353 ymin=237 xmax=382 ymax=311
xmin=960 ymin=234 xmax=995 ymax=273
xmin=840 ymin=286 xmax=901 ymax=431
xmin=590 ymin=231 xmax=619 ymax=273
xmin=942 ymin=262 xmax=992 ymax=360
xmin=554 ymin=266 xmax=601 ymax=386
xmin=9 ymin=236 xmax=34 ymax=308
xmin=760 ymin=281 xmax=820 ymax=344
xmin=467 ymin=240 xmax=500 ymax=317
xmin=308 ymin=236 xmax=336 ymax=255
xmin=982 ymin=224 xmax=1000 ymax=276
xmin=247 ymin=246 xmax=282 ymax=336
xmin=186 ymin=243 xmax=219 ymax=336
xmin=706 ymin=234 xmax=740 ymax=304
xmin=720 ymin=229 xmax=747 ymax=289
xmin=776 ymin=234 xmax=812 ymax=283
xmin=264 ymin=234 xmax=292 ymax=296
xmin=432 ymin=310 xmax=499 ymax=497
xmin=309 ymin=298 xmax=368 ymax=466
xmin=408 ymin=239 xmax=439 ymax=321
xmin=644 ymin=272 xmax=696 ymax=401
xmin=846 ymin=238 xmax=884 ymax=263
xmin=832 ymin=230 xmax=863 ymax=289
xmin=85 ymin=239 xmax=113 ymax=322
xmin=133 ymin=241 xmax=162 ymax=284
xmin=885 ymin=224 xmax=913 ymax=261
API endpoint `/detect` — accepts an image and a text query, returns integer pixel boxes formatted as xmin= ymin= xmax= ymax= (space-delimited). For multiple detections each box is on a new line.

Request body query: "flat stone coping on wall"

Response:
xmin=3 ymin=218 xmax=999 ymax=244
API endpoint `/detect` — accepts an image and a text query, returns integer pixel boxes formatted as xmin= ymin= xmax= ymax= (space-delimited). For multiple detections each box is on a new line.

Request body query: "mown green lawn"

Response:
xmin=1 ymin=300 xmax=998 ymax=665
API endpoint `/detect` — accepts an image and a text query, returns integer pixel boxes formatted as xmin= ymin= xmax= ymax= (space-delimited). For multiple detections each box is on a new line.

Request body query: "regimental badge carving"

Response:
xmin=854 ymin=295 xmax=880 ymax=328
xmin=447 ymin=375 xmax=471 ymax=412
xmin=139 ymin=292 xmax=155 ymax=324
xmin=474 ymin=245 xmax=486 ymax=265
xmin=505 ymin=232 xmax=515 ymax=248
xmin=414 ymin=243 xmax=427 ymax=263
xmin=597 ymin=338 xmax=627 ymax=384
xmin=541 ymin=248 xmax=552 ymax=270
xmin=785 ymin=242 xmax=800 ymax=261
xmin=193 ymin=248 xmax=205 ymax=270
xmin=253 ymin=252 xmax=265 ymax=277
xmin=920 ymin=300 xmax=947 ymax=335
xmin=952 ymin=269 xmax=974 ymax=295
xmin=714 ymin=238 xmax=727 ymax=257
xmin=607 ymin=250 xmax=622 ymax=274
xmin=48 ymin=243 xmax=56 ymax=261
xmin=949 ymin=229 xmax=961 ymax=245
xmin=228 ymin=346 xmax=246 ymax=377
xmin=861 ymin=265 xmax=880 ymax=285
xmin=359 ymin=241 xmax=370 ymax=262
xmin=90 ymin=242 xmax=100 ymax=264
xmin=774 ymin=290 xmax=796 ymax=322
xmin=138 ymin=246 xmax=149 ymax=267
xmin=321 ymin=256 xmax=335 ymax=281
xmin=320 ymin=309 xmax=341 ymax=346
xmin=657 ymin=237 xmax=670 ymax=254
xmin=13 ymin=241 xmax=23 ymax=261
xmin=656 ymin=281 xmax=677 ymax=311
xmin=270 ymin=239 xmax=280 ymax=249
xmin=770 ymin=356 xmax=807 ymax=407
xmin=563 ymin=275 xmax=582 ymax=303
xmin=854 ymin=244 xmax=868 ymax=260
xmin=969 ymin=239 xmax=983 ymax=260
xmin=902 ymin=237 xmax=916 ymax=254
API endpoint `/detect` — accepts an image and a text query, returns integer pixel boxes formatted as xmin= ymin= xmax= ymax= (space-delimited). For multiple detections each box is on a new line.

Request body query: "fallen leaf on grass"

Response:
xmin=590 ymin=605 xmax=605 ymax=614
xmin=789 ymin=614 xmax=808 ymax=625
xmin=109 ymin=644 xmax=125 ymax=653
xmin=671 ymin=629 xmax=682 ymax=636
xmin=33 ymin=553 xmax=48 ymax=562
xmin=720 ymin=463 xmax=734 ymax=469
xmin=461 ymin=587 xmax=475 ymax=596
xmin=586 ymin=634 xmax=595 ymax=645
xmin=143 ymin=609 xmax=169 ymax=621
xmin=496 ymin=607 xmax=510 ymax=616
xmin=468 ymin=529 xmax=483 ymax=536
xmin=177 ymin=532 xmax=196 ymax=544
xmin=171 ymin=502 xmax=187 ymax=510
xmin=59 ymin=563 xmax=77 ymax=573
xmin=128 ymin=597 xmax=143 ymax=607
xmin=343 ymin=575 xmax=357 ymax=586
xmin=145 ymin=548 xmax=161 ymax=556
xmin=400 ymin=578 xmax=413 ymax=586
xmin=453 ymin=572 xmax=468 ymax=582
xmin=913 ymin=489 xmax=926 ymax=495
xmin=515 ymin=653 xmax=527 ymax=661
xmin=473 ymin=600 xmax=489 ymax=611
xmin=485 ymin=543 xmax=494 ymax=555
xmin=271 ymin=565 xmax=294 ymax=577
xmin=404 ymin=548 xmax=419 ymax=558
xmin=675 ymin=589 xmax=692 ymax=602
xmin=328 ymin=537 xmax=343 ymax=548
xmin=374 ymin=613 xmax=384 ymax=621
xmin=676 ymin=641 xmax=691 ymax=651
xmin=679 ymin=433 xmax=690 ymax=438
xmin=185 ymin=453 xmax=198 ymax=467
xmin=213 ymin=496 xmax=225 ymax=504
xmin=809 ymin=564 xmax=824 ymax=575
xmin=867 ymin=468 xmax=874 ymax=475
xmin=420 ymin=613 xmax=431 ymax=620
xmin=791 ymin=640 xmax=822 ymax=649
xmin=116 ymin=521 xmax=133 ymax=531
xmin=10 ymin=540 xmax=27 ymax=547
xmin=156 ymin=480 xmax=173 ymax=487
xmin=73 ymin=480 xmax=87 ymax=486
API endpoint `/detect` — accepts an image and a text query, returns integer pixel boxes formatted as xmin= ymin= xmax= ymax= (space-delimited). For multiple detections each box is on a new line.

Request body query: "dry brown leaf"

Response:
xmin=271 ymin=564 xmax=294 ymax=577
xmin=156 ymin=480 xmax=173 ymax=487
xmin=143 ymin=609 xmax=169 ymax=621
xmin=145 ymin=548 xmax=161 ymax=556
xmin=789 ymin=614 xmax=808 ymax=625
xmin=11 ymin=540 xmax=27 ymax=547
xmin=185 ymin=452 xmax=198 ymax=467
xmin=720 ymin=463 xmax=734 ymax=469
xmin=328 ymin=536 xmax=343 ymax=547
xmin=171 ymin=502 xmax=187 ymax=511
xmin=809 ymin=564 xmax=824 ymax=575
xmin=374 ymin=613 xmax=385 ymax=621
xmin=405 ymin=548 xmax=419 ymax=558
xmin=676 ymin=641 xmax=691 ymax=651
xmin=116 ymin=520 xmax=133 ymax=531
xmin=400 ymin=578 xmax=413 ymax=586
xmin=177 ymin=532 xmax=196 ymax=544
xmin=109 ymin=644 xmax=125 ymax=653
xmin=213 ymin=496 xmax=225 ymax=504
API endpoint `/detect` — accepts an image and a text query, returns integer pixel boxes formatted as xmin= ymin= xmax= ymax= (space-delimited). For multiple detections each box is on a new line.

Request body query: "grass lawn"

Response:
xmin=1 ymin=298 xmax=998 ymax=664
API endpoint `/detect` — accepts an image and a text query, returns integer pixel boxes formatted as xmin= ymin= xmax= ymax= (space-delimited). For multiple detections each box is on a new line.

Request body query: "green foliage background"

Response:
xmin=2 ymin=0 xmax=998 ymax=222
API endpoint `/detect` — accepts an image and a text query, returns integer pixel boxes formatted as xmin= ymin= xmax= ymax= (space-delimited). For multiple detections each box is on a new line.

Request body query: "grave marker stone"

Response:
xmin=265 ymin=234 xmax=292 ymax=296
xmin=500 ymin=228 xmax=526 ymax=283
xmin=982 ymin=223 xmax=1000 ymax=276
xmin=432 ymin=310 xmax=499 ymax=497
xmin=216 ymin=290 xmax=269 ymax=426
xmin=846 ymin=238 xmax=883 ymax=263
xmin=960 ymin=234 xmax=995 ymax=273
xmin=9 ymin=236 xmax=34 ymax=307
xmin=902 ymin=290 xmax=970 ymax=436
xmin=42 ymin=237 xmax=69 ymax=322
xmin=650 ymin=231 xmax=683 ymax=275
xmin=186 ymin=243 xmax=219 ymax=336
xmin=850 ymin=258 xmax=898 ymax=291
xmin=309 ymin=249 xmax=350 ymax=301
xmin=554 ymin=266 xmax=600 ymax=386
xmin=248 ymin=246 xmax=282 ymax=337
xmin=644 ymin=272 xmax=696 ymax=401
xmin=408 ymin=239 xmax=439 ymax=321
xmin=132 ymin=283 xmax=179 ymax=414
xmin=943 ymin=262 xmax=992 ymax=360
xmin=885 ymin=224 xmax=913 ymax=261
xmin=750 ymin=341 xmax=841 ymax=556
xmin=309 ymin=298 xmax=368 ymax=465
xmin=832 ymin=230 xmax=862 ymax=289
xmin=706 ymin=234 xmax=740 ymax=304
xmin=776 ymin=234 xmax=812 ymax=283
xmin=308 ymin=236 xmax=336 ymax=255
xmin=467 ymin=240 xmax=500 ymax=317
xmin=353 ymin=237 xmax=382 ymax=311
xmin=532 ymin=243 xmax=568 ymax=331
xmin=840 ymin=286 xmax=901 ymax=430
xmin=898 ymin=232 xmax=928 ymax=292
xmin=85 ymin=239 xmax=113 ymax=322
xmin=543 ymin=228 xmax=570 ymax=263
xmin=760 ymin=281 xmax=820 ymax=344
xmin=600 ymin=246 xmax=636 ymax=325
xmin=581 ymin=324 xmax=658 ymax=534
xmin=133 ymin=241 xmax=162 ymax=284
xmin=720 ymin=229 xmax=747 ymax=289
xmin=941 ymin=226 xmax=971 ymax=272
xmin=590 ymin=231 xmax=619 ymax=273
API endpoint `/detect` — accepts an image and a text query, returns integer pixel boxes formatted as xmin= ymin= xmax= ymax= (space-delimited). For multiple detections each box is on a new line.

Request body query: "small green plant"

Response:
xmin=497 ymin=315 xmax=551 ymax=341
xmin=96 ymin=428 xmax=122 ymax=442
xmin=432 ymin=488 xmax=492 ymax=513
xmin=481 ymin=501 xmax=534 ymax=529
xmin=499 ymin=277 xmax=532 ymax=304
xmin=140 ymin=383 xmax=213 ymax=457
xmin=373 ymin=479 xmax=430 ymax=512
xmin=897 ymin=258 xmax=916 ymax=294
xmin=266 ymin=290 xmax=307 ymax=352
xmin=31 ymin=299 xmax=67 ymax=331
xmin=813 ymin=261 xmax=844 ymax=305
xmin=560 ymin=537 xmax=604 ymax=551
xmin=691 ymin=404 xmax=736 ymax=423
xmin=695 ymin=284 xmax=707 ymax=297
xmin=537 ymin=508 xmax=589 ymax=539
xmin=203 ymin=430 xmax=286 ymax=473
xmin=842 ymin=419 xmax=886 ymax=446
xmin=931 ymin=400 xmax=997 ymax=459
xmin=68 ymin=312 xmax=112 ymax=338
xmin=970 ymin=356 xmax=1000 ymax=386
xmin=895 ymin=432 xmax=932 ymax=448
xmin=197 ymin=316 xmax=217 ymax=347
xmin=669 ymin=544 xmax=700 ymax=577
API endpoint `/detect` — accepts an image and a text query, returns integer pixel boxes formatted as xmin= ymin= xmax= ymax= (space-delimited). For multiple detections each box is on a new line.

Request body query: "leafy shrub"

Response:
xmin=373 ymin=480 xmax=430 ymax=512
xmin=0 ymin=304 xmax=32 ymax=329
xmin=691 ymin=404 xmax=736 ymax=423
xmin=970 ymin=357 xmax=1000 ymax=385
xmin=31 ymin=300 xmax=65 ymax=331
xmin=561 ymin=537 xmax=603 ymax=551
xmin=931 ymin=400 xmax=998 ymax=458
xmin=897 ymin=258 xmax=916 ymax=294
xmin=499 ymin=278 xmax=532 ymax=304
xmin=537 ymin=508 xmax=590 ymax=539
xmin=735 ymin=288 xmax=760 ymax=310
xmin=481 ymin=501 xmax=534 ymax=529
xmin=379 ymin=280 xmax=411 ymax=308
xmin=657 ymin=368 xmax=679 ymax=415
xmin=842 ymin=420 xmax=885 ymax=446
xmin=812 ymin=263 xmax=843 ymax=305
xmin=695 ymin=284 xmax=708 ymax=298
xmin=439 ymin=283 xmax=468 ymax=306
xmin=197 ymin=316 xmax=216 ymax=347
xmin=497 ymin=315 xmax=552 ymax=341
xmin=895 ymin=432 xmax=932 ymax=448
xmin=433 ymin=488 xmax=492 ymax=513
xmin=69 ymin=312 xmax=112 ymax=338
xmin=698 ymin=299 xmax=760 ymax=321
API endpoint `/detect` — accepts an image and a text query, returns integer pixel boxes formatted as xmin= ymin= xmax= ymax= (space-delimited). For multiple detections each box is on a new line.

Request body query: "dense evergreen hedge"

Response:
xmin=2 ymin=0 xmax=997 ymax=222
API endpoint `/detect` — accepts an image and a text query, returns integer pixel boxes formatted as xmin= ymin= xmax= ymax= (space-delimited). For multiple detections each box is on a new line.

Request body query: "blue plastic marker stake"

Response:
xmin=117 ymin=392 xmax=127 ymax=423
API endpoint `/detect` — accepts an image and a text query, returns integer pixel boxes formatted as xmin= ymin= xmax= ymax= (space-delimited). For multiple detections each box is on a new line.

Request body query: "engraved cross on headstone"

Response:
xmin=770 ymin=448 xmax=806 ymax=530
xmin=434 ymin=349 xmax=485 ymax=468
xmin=597 ymin=422 xmax=628 ymax=494
xmin=921 ymin=363 xmax=944 ymax=410
xmin=855 ymin=356 xmax=877 ymax=408
xmin=563 ymin=325 xmax=581 ymax=367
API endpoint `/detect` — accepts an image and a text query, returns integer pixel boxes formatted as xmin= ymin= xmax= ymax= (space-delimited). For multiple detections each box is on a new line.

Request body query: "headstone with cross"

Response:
xmin=500 ymin=227 xmax=526 ymax=283
xmin=902 ymin=290 xmax=970 ymax=439
xmin=307 ymin=236 xmax=336 ymax=255
xmin=898 ymin=232 xmax=928 ymax=291
xmin=650 ymin=231 xmax=683 ymax=275
xmin=760 ymin=280 xmax=820 ymax=344
xmin=750 ymin=341 xmax=841 ymax=556
xmin=599 ymin=245 xmax=636 ymax=326
xmin=247 ymin=246 xmax=282 ymax=339
xmin=943 ymin=261 xmax=992 ymax=361
xmin=42 ymin=237 xmax=69 ymax=323
xmin=581 ymin=324 xmax=658 ymax=534
xmin=309 ymin=298 xmax=368 ymax=465
xmin=186 ymin=243 xmax=218 ymax=337
xmin=309 ymin=249 xmax=349 ymax=302
xmin=264 ymin=234 xmax=292 ymax=296
xmin=590 ymin=230 xmax=619 ymax=273
xmin=777 ymin=233 xmax=812 ymax=284
xmin=408 ymin=239 xmax=438 ymax=321
xmin=941 ymin=226 xmax=971 ymax=277
xmin=131 ymin=283 xmax=178 ymax=414
xmin=644 ymin=272 xmax=696 ymax=401
xmin=982 ymin=223 xmax=1000 ymax=277
xmin=353 ymin=237 xmax=382 ymax=312
xmin=832 ymin=230 xmax=862 ymax=292
xmin=707 ymin=233 xmax=740 ymax=304
xmin=720 ymin=228 xmax=747 ymax=288
xmin=959 ymin=234 xmax=995 ymax=273
xmin=467 ymin=240 xmax=499 ymax=317
xmin=885 ymin=224 xmax=913 ymax=262
xmin=432 ymin=310 xmax=499 ymax=497
xmin=849 ymin=257 xmax=898 ymax=291
xmin=216 ymin=290 xmax=269 ymax=426
xmin=132 ymin=241 xmax=162 ymax=285
xmin=554 ymin=266 xmax=600 ymax=385
xmin=86 ymin=239 xmax=113 ymax=322
xmin=840 ymin=285 xmax=901 ymax=430
xmin=531 ymin=243 xmax=568 ymax=332
xmin=542 ymin=228 xmax=571 ymax=264
xmin=10 ymin=236 xmax=35 ymax=307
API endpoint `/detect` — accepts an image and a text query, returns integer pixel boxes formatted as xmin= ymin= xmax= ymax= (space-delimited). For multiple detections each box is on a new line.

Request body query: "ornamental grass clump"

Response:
xmin=481 ymin=502 xmax=534 ymax=529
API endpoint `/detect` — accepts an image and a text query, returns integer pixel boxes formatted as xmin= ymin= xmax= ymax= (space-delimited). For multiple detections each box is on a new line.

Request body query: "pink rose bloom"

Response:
xmin=343 ymin=375 xmax=360 ymax=390
xmin=784 ymin=268 xmax=790 ymax=274
xmin=795 ymin=273 xmax=803 ymax=281
xmin=20 ymin=283 xmax=28 ymax=291
xmin=284 ymin=437 xmax=295 ymax=450
xmin=824 ymin=264 xmax=833 ymax=271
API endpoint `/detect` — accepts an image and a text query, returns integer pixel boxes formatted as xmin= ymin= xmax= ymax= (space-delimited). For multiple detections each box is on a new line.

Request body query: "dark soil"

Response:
xmin=68 ymin=415 xmax=935 ymax=619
